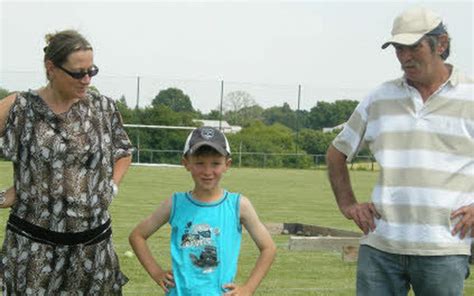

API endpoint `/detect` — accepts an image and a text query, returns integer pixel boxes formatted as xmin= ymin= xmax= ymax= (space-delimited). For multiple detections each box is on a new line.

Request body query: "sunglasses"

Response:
xmin=57 ymin=64 xmax=99 ymax=79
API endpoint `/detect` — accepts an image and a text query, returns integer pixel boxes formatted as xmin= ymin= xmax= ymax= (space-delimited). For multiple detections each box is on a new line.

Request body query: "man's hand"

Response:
xmin=342 ymin=202 xmax=381 ymax=235
xmin=451 ymin=205 xmax=474 ymax=239
xmin=326 ymin=145 xmax=380 ymax=235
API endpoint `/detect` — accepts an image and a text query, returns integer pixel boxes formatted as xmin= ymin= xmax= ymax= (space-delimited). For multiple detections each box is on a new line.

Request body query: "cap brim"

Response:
xmin=188 ymin=142 xmax=229 ymax=156
xmin=381 ymin=33 xmax=424 ymax=49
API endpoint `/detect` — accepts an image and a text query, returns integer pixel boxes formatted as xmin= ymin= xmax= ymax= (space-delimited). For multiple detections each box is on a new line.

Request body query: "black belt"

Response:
xmin=7 ymin=214 xmax=112 ymax=246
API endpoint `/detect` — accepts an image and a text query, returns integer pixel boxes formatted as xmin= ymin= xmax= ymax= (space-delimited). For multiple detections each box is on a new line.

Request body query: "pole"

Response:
xmin=296 ymin=84 xmax=301 ymax=154
xmin=137 ymin=134 xmax=140 ymax=164
xmin=134 ymin=76 xmax=141 ymax=163
xmin=239 ymin=140 xmax=242 ymax=168
xmin=219 ymin=80 xmax=224 ymax=131
xmin=136 ymin=76 xmax=140 ymax=109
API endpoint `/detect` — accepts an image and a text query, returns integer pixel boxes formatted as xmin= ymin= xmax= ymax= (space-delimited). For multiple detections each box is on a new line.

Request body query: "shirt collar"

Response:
xmin=398 ymin=63 xmax=459 ymax=88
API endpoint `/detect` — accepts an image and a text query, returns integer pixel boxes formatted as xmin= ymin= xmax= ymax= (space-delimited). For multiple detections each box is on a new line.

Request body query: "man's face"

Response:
xmin=394 ymin=38 xmax=440 ymax=84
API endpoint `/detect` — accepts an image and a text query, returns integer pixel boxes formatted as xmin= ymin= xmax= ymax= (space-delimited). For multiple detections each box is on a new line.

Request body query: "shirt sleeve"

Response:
xmin=1 ymin=94 xmax=25 ymax=163
xmin=109 ymin=99 xmax=133 ymax=161
xmin=332 ymin=95 xmax=371 ymax=162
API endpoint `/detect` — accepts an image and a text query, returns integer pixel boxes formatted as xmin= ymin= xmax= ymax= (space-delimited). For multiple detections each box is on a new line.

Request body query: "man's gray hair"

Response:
xmin=425 ymin=23 xmax=450 ymax=60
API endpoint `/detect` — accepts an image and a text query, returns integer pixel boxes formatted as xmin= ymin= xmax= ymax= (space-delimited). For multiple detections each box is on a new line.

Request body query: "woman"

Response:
xmin=0 ymin=30 xmax=132 ymax=295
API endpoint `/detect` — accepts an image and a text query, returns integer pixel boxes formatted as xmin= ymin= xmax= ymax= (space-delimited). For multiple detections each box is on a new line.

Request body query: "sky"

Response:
xmin=0 ymin=0 xmax=472 ymax=112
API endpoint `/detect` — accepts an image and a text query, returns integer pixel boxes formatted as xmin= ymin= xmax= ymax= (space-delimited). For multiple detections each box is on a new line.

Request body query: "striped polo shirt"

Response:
xmin=333 ymin=66 xmax=473 ymax=255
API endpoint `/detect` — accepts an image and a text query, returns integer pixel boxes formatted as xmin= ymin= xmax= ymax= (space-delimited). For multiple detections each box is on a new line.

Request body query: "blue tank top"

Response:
xmin=168 ymin=190 xmax=242 ymax=296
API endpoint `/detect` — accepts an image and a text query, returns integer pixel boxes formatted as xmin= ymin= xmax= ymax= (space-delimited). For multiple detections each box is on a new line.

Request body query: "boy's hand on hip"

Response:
xmin=223 ymin=283 xmax=253 ymax=295
xmin=153 ymin=270 xmax=174 ymax=293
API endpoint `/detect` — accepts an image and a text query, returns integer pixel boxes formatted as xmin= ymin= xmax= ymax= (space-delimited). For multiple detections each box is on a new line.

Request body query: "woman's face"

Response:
xmin=50 ymin=49 xmax=95 ymax=100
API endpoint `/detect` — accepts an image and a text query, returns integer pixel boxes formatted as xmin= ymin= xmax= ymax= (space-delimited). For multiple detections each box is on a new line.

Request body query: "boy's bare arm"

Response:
xmin=129 ymin=197 xmax=175 ymax=292
xmin=224 ymin=196 xmax=276 ymax=295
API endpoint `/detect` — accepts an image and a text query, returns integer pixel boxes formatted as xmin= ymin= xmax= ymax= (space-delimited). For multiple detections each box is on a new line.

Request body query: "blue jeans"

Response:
xmin=357 ymin=245 xmax=470 ymax=296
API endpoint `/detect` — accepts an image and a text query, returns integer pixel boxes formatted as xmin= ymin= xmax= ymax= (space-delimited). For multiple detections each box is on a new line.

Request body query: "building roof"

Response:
xmin=322 ymin=122 xmax=346 ymax=133
xmin=192 ymin=119 xmax=242 ymax=134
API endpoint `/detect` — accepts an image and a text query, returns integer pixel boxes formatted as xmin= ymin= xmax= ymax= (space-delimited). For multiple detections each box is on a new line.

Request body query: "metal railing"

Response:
xmin=131 ymin=148 xmax=377 ymax=170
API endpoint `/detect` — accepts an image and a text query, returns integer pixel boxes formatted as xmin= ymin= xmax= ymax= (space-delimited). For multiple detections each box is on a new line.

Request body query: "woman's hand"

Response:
xmin=0 ymin=186 xmax=16 ymax=208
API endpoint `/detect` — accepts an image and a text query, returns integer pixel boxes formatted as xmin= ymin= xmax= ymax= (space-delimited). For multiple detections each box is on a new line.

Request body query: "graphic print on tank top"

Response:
xmin=181 ymin=221 xmax=220 ymax=273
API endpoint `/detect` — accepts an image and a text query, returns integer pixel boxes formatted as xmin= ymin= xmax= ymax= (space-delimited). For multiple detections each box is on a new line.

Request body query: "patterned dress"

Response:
xmin=0 ymin=89 xmax=132 ymax=295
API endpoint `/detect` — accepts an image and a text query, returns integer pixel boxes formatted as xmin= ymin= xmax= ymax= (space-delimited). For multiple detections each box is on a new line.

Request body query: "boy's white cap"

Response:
xmin=381 ymin=7 xmax=442 ymax=49
xmin=183 ymin=126 xmax=231 ymax=156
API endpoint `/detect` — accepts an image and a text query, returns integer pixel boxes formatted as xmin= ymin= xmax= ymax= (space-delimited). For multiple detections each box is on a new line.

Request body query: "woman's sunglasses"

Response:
xmin=57 ymin=64 xmax=99 ymax=79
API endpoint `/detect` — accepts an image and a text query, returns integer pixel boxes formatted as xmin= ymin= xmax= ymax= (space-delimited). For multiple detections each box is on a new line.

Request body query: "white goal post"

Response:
xmin=123 ymin=124 xmax=197 ymax=167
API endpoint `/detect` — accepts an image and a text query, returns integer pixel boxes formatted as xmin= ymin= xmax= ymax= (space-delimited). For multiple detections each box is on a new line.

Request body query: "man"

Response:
xmin=326 ymin=7 xmax=473 ymax=296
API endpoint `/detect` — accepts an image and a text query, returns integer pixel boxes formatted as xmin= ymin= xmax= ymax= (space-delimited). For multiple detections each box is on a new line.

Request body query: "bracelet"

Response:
xmin=112 ymin=182 xmax=119 ymax=197
xmin=0 ymin=189 xmax=6 ymax=205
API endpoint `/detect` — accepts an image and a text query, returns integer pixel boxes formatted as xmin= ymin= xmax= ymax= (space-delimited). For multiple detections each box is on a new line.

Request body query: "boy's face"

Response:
xmin=183 ymin=153 xmax=231 ymax=193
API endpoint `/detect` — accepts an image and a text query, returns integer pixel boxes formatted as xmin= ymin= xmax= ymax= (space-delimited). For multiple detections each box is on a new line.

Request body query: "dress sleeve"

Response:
xmin=331 ymin=95 xmax=371 ymax=162
xmin=1 ymin=94 xmax=25 ymax=163
xmin=110 ymin=100 xmax=133 ymax=161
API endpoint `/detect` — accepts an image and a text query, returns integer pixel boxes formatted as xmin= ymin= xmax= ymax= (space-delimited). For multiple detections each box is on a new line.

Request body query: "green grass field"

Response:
xmin=0 ymin=161 xmax=472 ymax=295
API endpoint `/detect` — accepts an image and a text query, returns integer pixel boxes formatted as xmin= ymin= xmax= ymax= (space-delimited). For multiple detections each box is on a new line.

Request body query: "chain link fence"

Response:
xmin=1 ymin=71 xmax=375 ymax=170
xmin=131 ymin=148 xmax=377 ymax=171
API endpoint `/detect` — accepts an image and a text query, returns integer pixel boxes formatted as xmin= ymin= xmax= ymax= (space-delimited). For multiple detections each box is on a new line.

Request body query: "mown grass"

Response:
xmin=0 ymin=161 xmax=472 ymax=295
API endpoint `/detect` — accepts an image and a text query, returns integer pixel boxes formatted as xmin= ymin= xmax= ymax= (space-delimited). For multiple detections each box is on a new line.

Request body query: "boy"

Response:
xmin=129 ymin=126 xmax=276 ymax=295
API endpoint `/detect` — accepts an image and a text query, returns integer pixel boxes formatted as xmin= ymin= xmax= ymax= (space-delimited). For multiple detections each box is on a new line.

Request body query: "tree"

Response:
xmin=225 ymin=105 xmax=264 ymax=126
xmin=0 ymin=87 xmax=10 ymax=100
xmin=125 ymin=104 xmax=197 ymax=164
xmin=308 ymin=100 xmax=358 ymax=130
xmin=152 ymin=87 xmax=194 ymax=113
xmin=88 ymin=85 xmax=100 ymax=94
xmin=262 ymin=102 xmax=297 ymax=130
xmin=295 ymin=109 xmax=311 ymax=130
xmin=115 ymin=95 xmax=134 ymax=123
xmin=222 ymin=90 xmax=256 ymax=112
xmin=221 ymin=91 xmax=262 ymax=126
xmin=203 ymin=110 xmax=221 ymax=120
xmin=297 ymin=128 xmax=338 ymax=155
xmin=226 ymin=122 xmax=312 ymax=168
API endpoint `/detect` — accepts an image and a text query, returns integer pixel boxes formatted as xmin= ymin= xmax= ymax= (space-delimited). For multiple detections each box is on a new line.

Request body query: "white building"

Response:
xmin=192 ymin=119 xmax=242 ymax=134
xmin=322 ymin=122 xmax=346 ymax=133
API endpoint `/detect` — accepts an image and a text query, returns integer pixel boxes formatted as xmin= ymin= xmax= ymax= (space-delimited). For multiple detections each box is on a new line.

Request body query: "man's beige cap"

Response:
xmin=381 ymin=7 xmax=442 ymax=49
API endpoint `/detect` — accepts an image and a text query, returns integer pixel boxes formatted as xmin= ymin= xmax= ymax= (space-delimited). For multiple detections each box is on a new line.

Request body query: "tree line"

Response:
xmin=0 ymin=86 xmax=367 ymax=168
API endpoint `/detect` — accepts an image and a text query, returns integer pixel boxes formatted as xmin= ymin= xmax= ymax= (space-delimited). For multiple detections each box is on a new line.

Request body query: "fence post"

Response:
xmin=137 ymin=134 xmax=140 ymax=164
xmin=239 ymin=141 xmax=242 ymax=168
